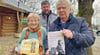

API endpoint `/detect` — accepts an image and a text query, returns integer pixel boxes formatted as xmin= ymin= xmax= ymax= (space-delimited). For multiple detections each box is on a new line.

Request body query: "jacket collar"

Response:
xmin=42 ymin=10 xmax=52 ymax=16
xmin=54 ymin=13 xmax=75 ymax=26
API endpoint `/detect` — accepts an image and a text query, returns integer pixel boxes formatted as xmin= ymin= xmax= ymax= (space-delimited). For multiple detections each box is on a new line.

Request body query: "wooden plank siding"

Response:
xmin=1 ymin=16 xmax=17 ymax=36
xmin=0 ymin=6 xmax=18 ymax=36
xmin=0 ymin=16 xmax=1 ymax=36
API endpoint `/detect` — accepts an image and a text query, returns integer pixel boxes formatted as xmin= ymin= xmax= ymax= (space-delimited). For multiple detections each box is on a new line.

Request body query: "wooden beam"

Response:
xmin=0 ymin=6 xmax=17 ymax=13
xmin=0 ymin=11 xmax=16 ymax=14
xmin=17 ymin=12 xmax=24 ymax=32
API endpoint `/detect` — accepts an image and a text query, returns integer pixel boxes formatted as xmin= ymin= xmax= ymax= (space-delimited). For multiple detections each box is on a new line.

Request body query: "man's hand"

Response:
xmin=61 ymin=29 xmax=73 ymax=39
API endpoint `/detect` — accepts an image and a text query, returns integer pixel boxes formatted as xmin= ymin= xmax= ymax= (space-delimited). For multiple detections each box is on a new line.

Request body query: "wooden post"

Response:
xmin=20 ymin=12 xmax=24 ymax=31
xmin=17 ymin=11 xmax=24 ymax=33
xmin=17 ymin=11 xmax=20 ymax=33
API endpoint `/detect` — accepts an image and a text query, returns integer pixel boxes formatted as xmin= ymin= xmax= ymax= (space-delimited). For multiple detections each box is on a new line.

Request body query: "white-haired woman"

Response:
xmin=15 ymin=13 xmax=47 ymax=55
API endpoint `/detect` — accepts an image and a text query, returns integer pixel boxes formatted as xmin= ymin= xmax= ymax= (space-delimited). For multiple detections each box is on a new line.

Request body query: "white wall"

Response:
xmin=92 ymin=0 xmax=100 ymax=25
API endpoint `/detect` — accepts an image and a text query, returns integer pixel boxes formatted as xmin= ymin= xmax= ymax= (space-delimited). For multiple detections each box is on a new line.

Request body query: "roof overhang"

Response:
xmin=0 ymin=2 xmax=25 ymax=12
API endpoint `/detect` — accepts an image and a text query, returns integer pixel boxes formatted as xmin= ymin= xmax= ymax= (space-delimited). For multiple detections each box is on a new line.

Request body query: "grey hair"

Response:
xmin=56 ymin=0 xmax=71 ymax=9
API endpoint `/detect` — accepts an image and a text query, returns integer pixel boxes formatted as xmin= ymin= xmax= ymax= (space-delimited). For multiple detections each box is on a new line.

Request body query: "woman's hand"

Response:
xmin=16 ymin=49 xmax=21 ymax=55
xmin=39 ymin=52 xmax=44 ymax=55
xmin=46 ymin=49 xmax=49 ymax=55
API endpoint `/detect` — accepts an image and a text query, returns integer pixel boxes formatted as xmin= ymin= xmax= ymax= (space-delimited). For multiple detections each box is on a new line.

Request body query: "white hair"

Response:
xmin=56 ymin=0 xmax=71 ymax=9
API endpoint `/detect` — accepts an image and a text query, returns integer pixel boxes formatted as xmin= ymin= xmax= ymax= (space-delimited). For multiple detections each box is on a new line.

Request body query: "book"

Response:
xmin=48 ymin=31 xmax=65 ymax=55
xmin=20 ymin=38 xmax=39 ymax=55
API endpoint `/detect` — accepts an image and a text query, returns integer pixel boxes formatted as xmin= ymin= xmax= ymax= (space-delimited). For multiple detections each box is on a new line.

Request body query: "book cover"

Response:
xmin=20 ymin=39 xmax=39 ymax=55
xmin=48 ymin=31 xmax=65 ymax=55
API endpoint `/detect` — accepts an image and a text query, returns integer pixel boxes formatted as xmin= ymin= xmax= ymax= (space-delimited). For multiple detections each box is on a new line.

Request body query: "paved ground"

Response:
xmin=0 ymin=36 xmax=18 ymax=55
xmin=92 ymin=35 xmax=100 ymax=55
xmin=0 ymin=35 xmax=100 ymax=55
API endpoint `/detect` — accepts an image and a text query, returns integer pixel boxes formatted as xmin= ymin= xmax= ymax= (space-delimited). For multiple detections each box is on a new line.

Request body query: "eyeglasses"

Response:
xmin=28 ymin=20 xmax=39 ymax=22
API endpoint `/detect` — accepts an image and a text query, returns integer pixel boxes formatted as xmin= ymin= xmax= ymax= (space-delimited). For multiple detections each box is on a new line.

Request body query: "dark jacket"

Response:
xmin=49 ymin=14 xmax=95 ymax=55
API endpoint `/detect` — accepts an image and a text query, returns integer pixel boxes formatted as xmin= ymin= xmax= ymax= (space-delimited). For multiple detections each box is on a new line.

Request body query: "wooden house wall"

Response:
xmin=0 ymin=6 xmax=18 ymax=36
xmin=0 ymin=16 xmax=1 ymax=36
